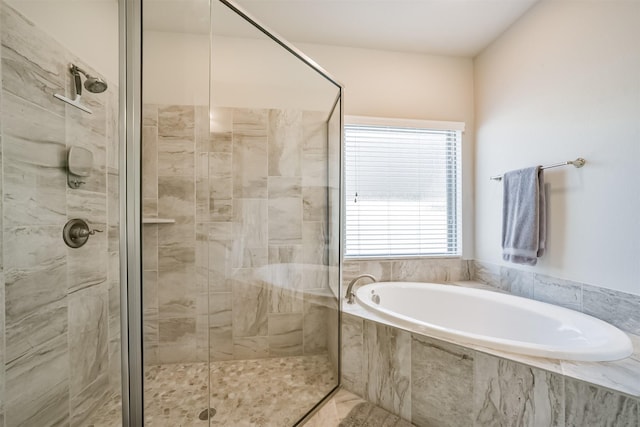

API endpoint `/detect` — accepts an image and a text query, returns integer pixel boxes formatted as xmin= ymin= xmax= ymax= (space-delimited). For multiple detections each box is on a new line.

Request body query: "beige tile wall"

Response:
xmin=0 ymin=3 xmax=120 ymax=426
xmin=342 ymin=258 xmax=472 ymax=289
xmin=143 ymin=104 xmax=337 ymax=364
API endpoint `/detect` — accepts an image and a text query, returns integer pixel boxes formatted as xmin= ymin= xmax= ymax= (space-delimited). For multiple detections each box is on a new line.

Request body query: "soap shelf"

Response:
xmin=142 ymin=218 xmax=175 ymax=224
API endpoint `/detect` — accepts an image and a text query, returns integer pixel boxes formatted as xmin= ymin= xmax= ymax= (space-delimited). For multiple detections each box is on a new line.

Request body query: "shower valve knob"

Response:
xmin=63 ymin=218 xmax=102 ymax=248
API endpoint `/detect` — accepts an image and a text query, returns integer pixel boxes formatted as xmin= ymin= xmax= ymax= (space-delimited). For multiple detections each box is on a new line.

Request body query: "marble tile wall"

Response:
xmin=0 ymin=3 xmax=120 ymax=426
xmin=0 ymin=6 xmax=4 ymax=425
xmin=342 ymin=258 xmax=471 ymax=289
xmin=472 ymin=261 xmax=640 ymax=335
xmin=143 ymin=104 xmax=337 ymax=363
xmin=342 ymin=313 xmax=640 ymax=426
xmin=142 ymin=104 xmax=198 ymax=364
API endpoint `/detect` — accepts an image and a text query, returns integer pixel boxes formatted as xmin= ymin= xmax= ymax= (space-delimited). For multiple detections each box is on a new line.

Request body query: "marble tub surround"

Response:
xmin=472 ymin=260 xmax=640 ymax=336
xmin=452 ymin=281 xmax=640 ymax=397
xmin=344 ymin=281 xmax=640 ymax=398
xmin=342 ymin=308 xmax=640 ymax=427
xmin=143 ymin=104 xmax=338 ymax=364
xmin=356 ymin=281 xmax=633 ymax=362
xmin=1 ymin=3 xmax=121 ymax=426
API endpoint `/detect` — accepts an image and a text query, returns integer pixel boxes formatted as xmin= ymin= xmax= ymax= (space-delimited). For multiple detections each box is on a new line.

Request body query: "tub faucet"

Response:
xmin=345 ymin=274 xmax=377 ymax=304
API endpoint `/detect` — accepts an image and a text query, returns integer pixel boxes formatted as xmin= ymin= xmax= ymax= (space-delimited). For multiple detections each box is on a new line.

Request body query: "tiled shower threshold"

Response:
xmin=87 ymin=354 xmax=335 ymax=426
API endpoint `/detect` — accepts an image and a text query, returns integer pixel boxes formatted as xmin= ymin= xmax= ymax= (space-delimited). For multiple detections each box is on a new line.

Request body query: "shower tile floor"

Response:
xmin=88 ymin=354 xmax=335 ymax=427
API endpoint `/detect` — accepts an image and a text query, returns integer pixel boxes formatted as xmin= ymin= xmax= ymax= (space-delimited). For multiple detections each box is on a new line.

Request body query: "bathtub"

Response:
xmin=355 ymin=282 xmax=633 ymax=362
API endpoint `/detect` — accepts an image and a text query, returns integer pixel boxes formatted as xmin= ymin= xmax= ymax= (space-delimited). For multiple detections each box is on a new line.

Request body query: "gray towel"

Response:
xmin=502 ymin=166 xmax=546 ymax=265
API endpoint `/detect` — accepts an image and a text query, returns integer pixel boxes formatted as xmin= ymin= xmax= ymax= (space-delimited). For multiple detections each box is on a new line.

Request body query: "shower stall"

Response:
xmin=0 ymin=0 xmax=342 ymax=425
xmin=137 ymin=0 xmax=343 ymax=424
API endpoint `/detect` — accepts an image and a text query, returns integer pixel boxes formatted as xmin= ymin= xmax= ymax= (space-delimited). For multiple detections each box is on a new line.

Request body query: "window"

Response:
xmin=344 ymin=117 xmax=464 ymax=258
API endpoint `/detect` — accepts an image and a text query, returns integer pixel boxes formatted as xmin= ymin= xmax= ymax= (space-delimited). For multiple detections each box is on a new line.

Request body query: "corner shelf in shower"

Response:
xmin=142 ymin=218 xmax=176 ymax=224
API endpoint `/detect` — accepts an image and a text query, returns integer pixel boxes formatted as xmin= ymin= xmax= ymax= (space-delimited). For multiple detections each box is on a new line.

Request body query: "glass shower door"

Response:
xmin=207 ymin=1 xmax=343 ymax=424
xmin=141 ymin=0 xmax=213 ymax=425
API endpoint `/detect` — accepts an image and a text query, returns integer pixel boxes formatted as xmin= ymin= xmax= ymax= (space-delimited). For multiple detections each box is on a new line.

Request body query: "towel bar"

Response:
xmin=490 ymin=158 xmax=585 ymax=181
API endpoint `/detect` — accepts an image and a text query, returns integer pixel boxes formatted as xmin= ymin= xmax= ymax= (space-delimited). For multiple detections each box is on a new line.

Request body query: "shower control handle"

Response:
xmin=71 ymin=227 xmax=102 ymax=239
xmin=63 ymin=218 xmax=102 ymax=248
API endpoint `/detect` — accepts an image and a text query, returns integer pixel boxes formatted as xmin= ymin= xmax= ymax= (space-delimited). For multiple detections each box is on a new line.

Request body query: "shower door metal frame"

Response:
xmin=218 ymin=0 xmax=343 ymax=88
xmin=120 ymin=0 xmax=144 ymax=425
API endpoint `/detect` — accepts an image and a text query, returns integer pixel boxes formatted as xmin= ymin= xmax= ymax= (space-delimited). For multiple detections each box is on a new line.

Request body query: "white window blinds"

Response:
xmin=344 ymin=122 xmax=462 ymax=258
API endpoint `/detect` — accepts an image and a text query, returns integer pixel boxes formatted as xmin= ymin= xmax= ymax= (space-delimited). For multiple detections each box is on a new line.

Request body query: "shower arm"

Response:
xmin=72 ymin=64 xmax=91 ymax=77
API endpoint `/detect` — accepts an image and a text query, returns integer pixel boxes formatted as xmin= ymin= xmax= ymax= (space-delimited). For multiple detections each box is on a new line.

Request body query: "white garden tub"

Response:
xmin=355 ymin=282 xmax=633 ymax=362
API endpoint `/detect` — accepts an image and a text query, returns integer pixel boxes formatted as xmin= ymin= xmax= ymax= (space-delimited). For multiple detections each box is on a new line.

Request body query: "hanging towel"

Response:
xmin=501 ymin=166 xmax=546 ymax=265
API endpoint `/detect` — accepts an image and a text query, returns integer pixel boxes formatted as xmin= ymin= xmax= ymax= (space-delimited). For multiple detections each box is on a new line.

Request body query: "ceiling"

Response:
xmin=144 ymin=0 xmax=539 ymax=57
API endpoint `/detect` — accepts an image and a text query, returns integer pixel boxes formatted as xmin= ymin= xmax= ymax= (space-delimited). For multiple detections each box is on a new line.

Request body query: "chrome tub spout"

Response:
xmin=345 ymin=274 xmax=377 ymax=304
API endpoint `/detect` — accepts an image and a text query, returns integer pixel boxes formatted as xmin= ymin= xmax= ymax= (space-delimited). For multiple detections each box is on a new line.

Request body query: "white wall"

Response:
xmin=143 ymin=32 xmax=339 ymax=110
xmin=210 ymin=36 xmax=339 ymax=111
xmin=142 ymin=33 xmax=476 ymax=121
xmin=298 ymin=43 xmax=473 ymax=121
xmin=474 ymin=1 xmax=640 ymax=294
xmin=8 ymin=1 xmax=119 ymax=83
xmin=143 ymin=31 xmax=210 ymax=106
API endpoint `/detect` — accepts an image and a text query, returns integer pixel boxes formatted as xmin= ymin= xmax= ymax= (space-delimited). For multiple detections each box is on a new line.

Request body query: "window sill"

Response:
xmin=343 ymin=254 xmax=465 ymax=262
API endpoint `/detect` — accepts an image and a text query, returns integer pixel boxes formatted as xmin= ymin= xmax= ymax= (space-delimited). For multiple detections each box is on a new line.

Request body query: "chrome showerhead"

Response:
xmin=53 ymin=64 xmax=108 ymax=114
xmin=83 ymin=75 xmax=108 ymax=94
xmin=71 ymin=64 xmax=108 ymax=94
